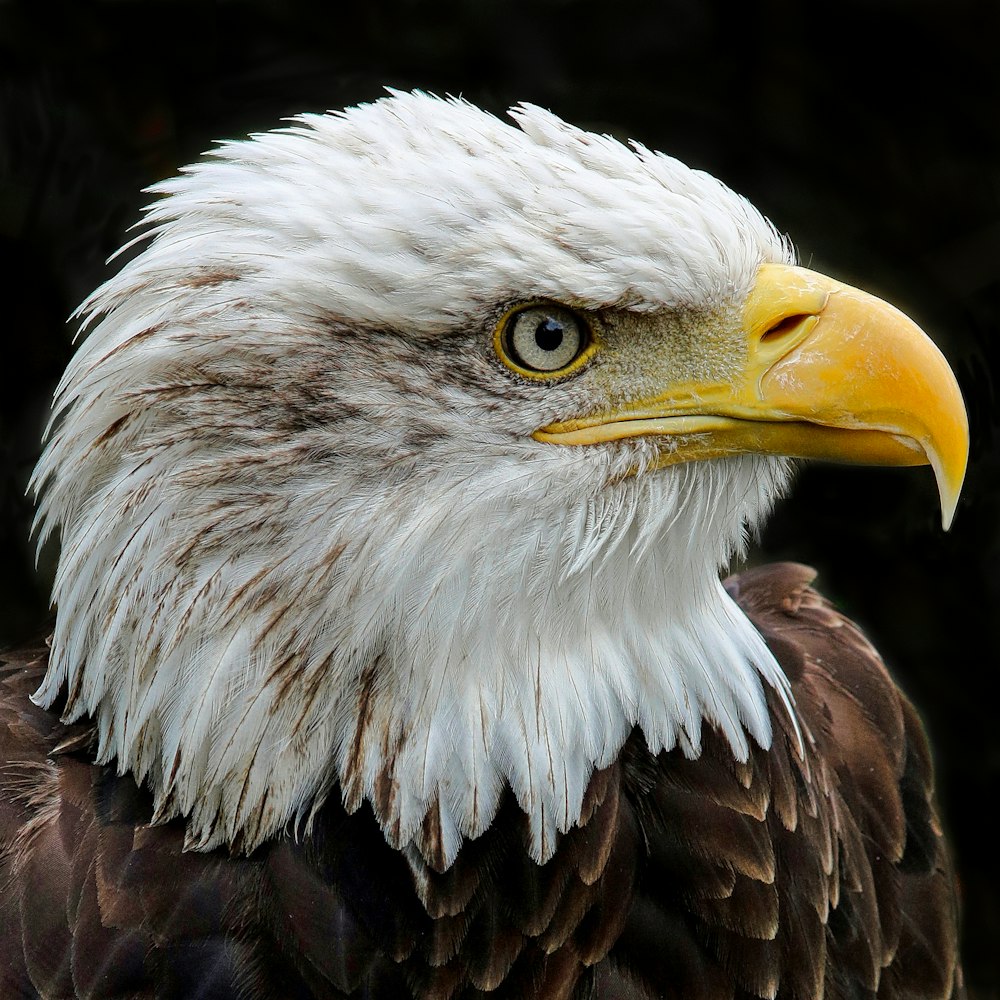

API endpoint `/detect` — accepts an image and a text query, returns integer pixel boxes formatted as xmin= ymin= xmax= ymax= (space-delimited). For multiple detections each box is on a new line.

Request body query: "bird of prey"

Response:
xmin=0 ymin=92 xmax=967 ymax=999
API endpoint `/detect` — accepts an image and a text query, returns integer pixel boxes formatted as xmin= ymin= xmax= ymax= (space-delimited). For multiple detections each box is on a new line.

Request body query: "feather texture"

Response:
xmin=0 ymin=565 xmax=964 ymax=998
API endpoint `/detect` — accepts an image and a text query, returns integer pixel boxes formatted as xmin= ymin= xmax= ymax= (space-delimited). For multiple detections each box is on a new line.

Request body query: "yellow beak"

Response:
xmin=534 ymin=264 xmax=969 ymax=528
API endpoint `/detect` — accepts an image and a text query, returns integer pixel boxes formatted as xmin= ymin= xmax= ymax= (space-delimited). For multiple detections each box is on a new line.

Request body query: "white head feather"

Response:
xmin=32 ymin=91 xmax=795 ymax=868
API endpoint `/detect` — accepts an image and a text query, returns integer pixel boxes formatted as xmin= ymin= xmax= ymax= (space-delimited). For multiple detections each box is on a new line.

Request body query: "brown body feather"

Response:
xmin=0 ymin=564 xmax=963 ymax=999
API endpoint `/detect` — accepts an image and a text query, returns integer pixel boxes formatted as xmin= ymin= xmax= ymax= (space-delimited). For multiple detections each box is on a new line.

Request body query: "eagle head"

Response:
xmin=30 ymin=92 xmax=967 ymax=868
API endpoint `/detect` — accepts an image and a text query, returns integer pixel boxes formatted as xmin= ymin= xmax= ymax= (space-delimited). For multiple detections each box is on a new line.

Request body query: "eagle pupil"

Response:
xmin=535 ymin=319 xmax=564 ymax=352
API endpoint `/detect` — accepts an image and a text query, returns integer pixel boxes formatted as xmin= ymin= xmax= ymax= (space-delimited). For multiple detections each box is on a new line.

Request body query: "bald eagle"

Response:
xmin=0 ymin=93 xmax=967 ymax=999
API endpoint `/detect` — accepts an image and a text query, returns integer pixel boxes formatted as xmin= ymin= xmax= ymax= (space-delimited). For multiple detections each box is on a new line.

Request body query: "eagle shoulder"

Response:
xmin=731 ymin=561 xmax=962 ymax=999
xmin=598 ymin=563 xmax=964 ymax=999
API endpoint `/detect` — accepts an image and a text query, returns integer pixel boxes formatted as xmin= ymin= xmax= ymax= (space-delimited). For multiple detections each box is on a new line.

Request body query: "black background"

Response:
xmin=2 ymin=1 xmax=998 ymax=993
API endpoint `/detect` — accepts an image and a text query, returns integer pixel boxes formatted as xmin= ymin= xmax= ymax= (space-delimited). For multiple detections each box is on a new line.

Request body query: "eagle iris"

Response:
xmin=501 ymin=305 xmax=588 ymax=374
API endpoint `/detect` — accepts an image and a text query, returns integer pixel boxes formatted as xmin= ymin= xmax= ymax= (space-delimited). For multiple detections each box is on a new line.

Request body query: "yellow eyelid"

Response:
xmin=492 ymin=301 xmax=601 ymax=380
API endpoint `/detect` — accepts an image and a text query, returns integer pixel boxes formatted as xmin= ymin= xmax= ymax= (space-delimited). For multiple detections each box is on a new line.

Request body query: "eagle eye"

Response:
xmin=496 ymin=304 xmax=594 ymax=377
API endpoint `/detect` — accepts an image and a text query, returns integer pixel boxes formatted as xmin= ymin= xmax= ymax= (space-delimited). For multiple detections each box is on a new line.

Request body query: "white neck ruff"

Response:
xmin=35 ymin=446 xmax=793 ymax=869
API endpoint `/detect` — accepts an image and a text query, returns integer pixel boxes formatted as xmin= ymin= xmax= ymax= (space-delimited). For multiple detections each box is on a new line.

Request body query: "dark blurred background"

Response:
xmin=2 ymin=0 xmax=998 ymax=993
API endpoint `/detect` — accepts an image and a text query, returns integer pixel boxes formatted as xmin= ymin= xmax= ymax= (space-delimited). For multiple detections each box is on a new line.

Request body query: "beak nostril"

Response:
xmin=761 ymin=313 xmax=813 ymax=343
